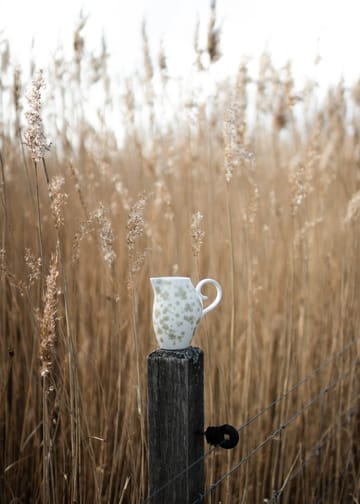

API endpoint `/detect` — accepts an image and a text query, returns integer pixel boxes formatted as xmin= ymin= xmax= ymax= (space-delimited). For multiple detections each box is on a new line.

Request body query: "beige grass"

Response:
xmin=0 ymin=15 xmax=360 ymax=503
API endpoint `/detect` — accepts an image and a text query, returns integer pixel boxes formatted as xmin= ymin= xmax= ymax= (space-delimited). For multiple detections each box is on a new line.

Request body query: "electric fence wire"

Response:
xmin=314 ymin=461 xmax=354 ymax=504
xmin=191 ymin=358 xmax=359 ymax=503
xmin=266 ymin=396 xmax=359 ymax=503
xmin=142 ymin=336 xmax=360 ymax=503
xmin=314 ymin=449 xmax=356 ymax=504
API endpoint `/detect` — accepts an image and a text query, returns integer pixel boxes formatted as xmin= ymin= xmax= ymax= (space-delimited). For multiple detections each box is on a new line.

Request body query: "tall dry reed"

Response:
xmin=0 ymin=13 xmax=360 ymax=504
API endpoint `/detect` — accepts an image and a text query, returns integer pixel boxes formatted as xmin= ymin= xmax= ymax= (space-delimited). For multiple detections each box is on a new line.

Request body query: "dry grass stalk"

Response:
xmin=141 ymin=21 xmax=153 ymax=82
xmin=193 ymin=18 xmax=205 ymax=71
xmin=39 ymin=252 xmax=59 ymax=379
xmin=126 ymin=192 xmax=148 ymax=275
xmin=289 ymin=161 xmax=306 ymax=216
xmin=190 ymin=211 xmax=205 ymax=257
xmin=94 ymin=204 xmax=116 ymax=266
xmin=157 ymin=39 xmax=168 ymax=80
xmin=49 ymin=176 xmax=68 ymax=229
xmin=207 ymin=0 xmax=221 ymax=63
xmin=73 ymin=11 xmax=87 ymax=81
xmin=23 ymin=69 xmax=49 ymax=162
xmin=72 ymin=203 xmax=116 ymax=266
xmin=344 ymin=191 xmax=360 ymax=225
xmin=24 ymin=248 xmax=42 ymax=287
xmin=246 ymin=182 xmax=259 ymax=236
xmin=12 ymin=66 xmax=22 ymax=133
xmin=1 ymin=22 xmax=360 ymax=504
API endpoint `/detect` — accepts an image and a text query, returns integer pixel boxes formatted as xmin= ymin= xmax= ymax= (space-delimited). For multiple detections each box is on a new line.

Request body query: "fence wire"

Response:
xmin=311 ymin=430 xmax=356 ymax=504
xmin=191 ymin=359 xmax=359 ymax=503
xmin=266 ymin=397 xmax=359 ymax=503
xmin=314 ymin=452 xmax=355 ymax=504
xmin=143 ymin=337 xmax=360 ymax=503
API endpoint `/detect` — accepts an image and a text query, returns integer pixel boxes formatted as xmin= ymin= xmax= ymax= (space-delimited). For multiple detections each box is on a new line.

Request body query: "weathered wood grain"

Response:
xmin=147 ymin=347 xmax=204 ymax=504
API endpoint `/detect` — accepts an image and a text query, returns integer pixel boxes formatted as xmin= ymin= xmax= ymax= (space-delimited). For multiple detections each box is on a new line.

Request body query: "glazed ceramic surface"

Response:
xmin=150 ymin=276 xmax=222 ymax=349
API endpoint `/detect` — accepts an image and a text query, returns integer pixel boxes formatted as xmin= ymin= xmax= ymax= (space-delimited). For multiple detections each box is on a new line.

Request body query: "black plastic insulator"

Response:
xmin=203 ymin=424 xmax=239 ymax=449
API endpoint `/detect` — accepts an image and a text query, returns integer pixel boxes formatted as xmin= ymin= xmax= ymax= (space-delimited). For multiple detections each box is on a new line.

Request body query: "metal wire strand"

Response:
xmin=266 ymin=398 xmax=359 ymax=503
xmin=191 ymin=360 xmax=359 ymax=504
xmin=142 ymin=337 xmax=360 ymax=503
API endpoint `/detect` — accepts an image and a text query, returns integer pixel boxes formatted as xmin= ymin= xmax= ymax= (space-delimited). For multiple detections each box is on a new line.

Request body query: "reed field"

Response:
xmin=1 ymin=9 xmax=360 ymax=504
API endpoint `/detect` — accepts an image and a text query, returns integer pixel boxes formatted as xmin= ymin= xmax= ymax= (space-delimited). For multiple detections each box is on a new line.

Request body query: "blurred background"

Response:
xmin=2 ymin=0 xmax=359 ymax=87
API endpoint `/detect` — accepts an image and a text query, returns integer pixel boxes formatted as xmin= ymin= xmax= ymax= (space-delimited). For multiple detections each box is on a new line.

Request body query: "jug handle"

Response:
xmin=196 ymin=279 xmax=222 ymax=316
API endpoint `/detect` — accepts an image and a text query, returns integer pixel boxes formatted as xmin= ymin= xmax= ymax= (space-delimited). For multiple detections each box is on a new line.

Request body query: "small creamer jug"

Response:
xmin=150 ymin=276 xmax=222 ymax=350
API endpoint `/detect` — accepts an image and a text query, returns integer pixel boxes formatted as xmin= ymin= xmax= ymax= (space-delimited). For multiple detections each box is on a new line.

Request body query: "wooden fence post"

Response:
xmin=147 ymin=347 xmax=204 ymax=504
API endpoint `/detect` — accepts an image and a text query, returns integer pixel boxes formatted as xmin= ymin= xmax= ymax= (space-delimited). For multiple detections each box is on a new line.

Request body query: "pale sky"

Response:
xmin=1 ymin=0 xmax=360 ymax=89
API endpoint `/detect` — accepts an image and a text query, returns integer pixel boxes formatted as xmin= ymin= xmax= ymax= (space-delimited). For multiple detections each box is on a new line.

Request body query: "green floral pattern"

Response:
xmin=151 ymin=277 xmax=203 ymax=349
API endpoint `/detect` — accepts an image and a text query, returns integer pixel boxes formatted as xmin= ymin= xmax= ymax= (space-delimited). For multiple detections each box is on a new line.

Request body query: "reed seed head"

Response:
xmin=126 ymin=192 xmax=147 ymax=252
xmin=23 ymin=69 xmax=49 ymax=162
xmin=49 ymin=176 xmax=68 ymax=229
xmin=190 ymin=211 xmax=205 ymax=257
xmin=207 ymin=0 xmax=221 ymax=63
xmin=126 ymin=192 xmax=148 ymax=275
xmin=344 ymin=191 xmax=360 ymax=225
xmin=24 ymin=248 xmax=42 ymax=286
xmin=39 ymin=252 xmax=59 ymax=379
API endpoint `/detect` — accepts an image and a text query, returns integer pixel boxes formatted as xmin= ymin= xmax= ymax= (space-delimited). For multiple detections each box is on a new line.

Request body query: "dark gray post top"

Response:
xmin=147 ymin=346 xmax=203 ymax=362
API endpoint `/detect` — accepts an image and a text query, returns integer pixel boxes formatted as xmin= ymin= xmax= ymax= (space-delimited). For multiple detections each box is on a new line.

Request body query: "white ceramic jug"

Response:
xmin=150 ymin=276 xmax=222 ymax=350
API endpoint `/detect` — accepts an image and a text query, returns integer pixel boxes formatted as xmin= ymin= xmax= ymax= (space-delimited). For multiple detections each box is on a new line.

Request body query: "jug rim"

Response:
xmin=150 ymin=276 xmax=191 ymax=280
